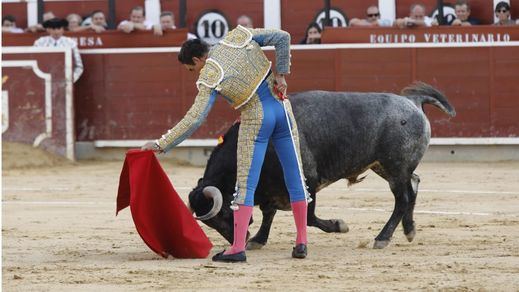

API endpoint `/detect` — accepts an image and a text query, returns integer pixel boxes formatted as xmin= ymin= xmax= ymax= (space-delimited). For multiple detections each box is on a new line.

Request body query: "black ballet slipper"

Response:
xmin=292 ymin=244 xmax=307 ymax=259
xmin=212 ymin=250 xmax=247 ymax=263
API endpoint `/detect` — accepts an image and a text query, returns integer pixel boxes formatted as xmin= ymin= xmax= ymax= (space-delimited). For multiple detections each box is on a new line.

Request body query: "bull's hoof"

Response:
xmin=373 ymin=240 xmax=390 ymax=249
xmin=246 ymin=241 xmax=265 ymax=250
xmin=336 ymin=219 xmax=349 ymax=233
xmin=405 ymin=228 xmax=416 ymax=242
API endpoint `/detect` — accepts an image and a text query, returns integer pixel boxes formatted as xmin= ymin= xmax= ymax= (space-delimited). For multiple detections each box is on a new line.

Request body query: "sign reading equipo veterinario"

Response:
xmin=370 ymin=32 xmax=512 ymax=43
xmin=369 ymin=33 xmax=512 ymax=44
xmin=322 ymin=26 xmax=519 ymax=44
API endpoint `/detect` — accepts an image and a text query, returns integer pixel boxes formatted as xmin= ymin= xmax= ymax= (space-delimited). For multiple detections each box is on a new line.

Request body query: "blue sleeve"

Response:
xmin=250 ymin=28 xmax=291 ymax=74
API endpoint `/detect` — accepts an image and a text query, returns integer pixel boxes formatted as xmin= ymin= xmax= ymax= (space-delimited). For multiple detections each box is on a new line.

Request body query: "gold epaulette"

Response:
xmin=196 ymin=58 xmax=224 ymax=90
xmin=219 ymin=25 xmax=253 ymax=48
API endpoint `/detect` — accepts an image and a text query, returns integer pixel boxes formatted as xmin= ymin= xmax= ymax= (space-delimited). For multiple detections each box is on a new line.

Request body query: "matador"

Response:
xmin=142 ymin=25 xmax=310 ymax=262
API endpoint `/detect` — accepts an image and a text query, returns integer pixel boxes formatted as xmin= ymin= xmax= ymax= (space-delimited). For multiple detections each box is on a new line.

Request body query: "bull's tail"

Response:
xmin=401 ymin=82 xmax=456 ymax=117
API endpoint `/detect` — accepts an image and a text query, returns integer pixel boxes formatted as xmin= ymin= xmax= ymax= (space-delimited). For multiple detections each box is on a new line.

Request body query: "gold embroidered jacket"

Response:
xmin=156 ymin=26 xmax=291 ymax=152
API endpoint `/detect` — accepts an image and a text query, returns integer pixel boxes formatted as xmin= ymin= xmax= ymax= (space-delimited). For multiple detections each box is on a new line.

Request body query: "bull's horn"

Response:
xmin=194 ymin=186 xmax=223 ymax=221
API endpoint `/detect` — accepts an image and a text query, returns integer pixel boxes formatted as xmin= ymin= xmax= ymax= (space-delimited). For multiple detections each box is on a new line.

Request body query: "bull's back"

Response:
xmin=288 ymin=91 xmax=428 ymax=183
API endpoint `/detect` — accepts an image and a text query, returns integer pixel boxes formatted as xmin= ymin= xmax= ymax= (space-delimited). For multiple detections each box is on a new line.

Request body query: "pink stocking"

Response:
xmin=291 ymin=200 xmax=308 ymax=245
xmin=224 ymin=205 xmax=253 ymax=255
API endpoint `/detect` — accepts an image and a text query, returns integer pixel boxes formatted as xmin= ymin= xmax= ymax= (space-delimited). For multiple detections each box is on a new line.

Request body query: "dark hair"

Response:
xmin=160 ymin=11 xmax=174 ymax=18
xmin=178 ymin=39 xmax=209 ymax=65
xmin=495 ymin=1 xmax=510 ymax=12
xmin=42 ymin=18 xmax=68 ymax=29
xmin=130 ymin=6 xmax=145 ymax=17
xmin=2 ymin=15 xmax=16 ymax=24
xmin=455 ymin=0 xmax=470 ymax=10
xmin=305 ymin=22 xmax=322 ymax=35
xmin=300 ymin=22 xmax=322 ymax=44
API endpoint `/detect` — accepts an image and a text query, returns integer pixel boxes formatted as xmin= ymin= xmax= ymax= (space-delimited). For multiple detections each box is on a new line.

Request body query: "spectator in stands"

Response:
xmin=349 ymin=5 xmax=392 ymax=27
xmin=432 ymin=0 xmax=480 ymax=26
xmin=494 ymin=2 xmax=515 ymax=26
xmin=2 ymin=15 xmax=24 ymax=33
xmin=452 ymin=1 xmax=480 ymax=25
xmin=88 ymin=10 xmax=108 ymax=32
xmin=236 ymin=15 xmax=253 ymax=28
xmin=66 ymin=13 xmax=88 ymax=32
xmin=81 ymin=10 xmax=108 ymax=33
xmin=26 ymin=11 xmax=56 ymax=33
xmin=117 ymin=6 xmax=153 ymax=33
xmin=153 ymin=11 xmax=176 ymax=36
xmin=33 ymin=18 xmax=83 ymax=83
xmin=394 ymin=4 xmax=432 ymax=28
xmin=299 ymin=22 xmax=321 ymax=44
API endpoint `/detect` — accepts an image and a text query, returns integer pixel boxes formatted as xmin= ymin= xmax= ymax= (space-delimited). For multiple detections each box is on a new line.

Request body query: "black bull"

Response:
xmin=188 ymin=82 xmax=456 ymax=249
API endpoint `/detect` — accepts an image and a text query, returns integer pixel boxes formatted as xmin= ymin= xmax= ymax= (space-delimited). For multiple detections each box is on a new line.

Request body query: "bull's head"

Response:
xmin=187 ymin=180 xmax=236 ymax=244
xmin=187 ymin=122 xmax=253 ymax=243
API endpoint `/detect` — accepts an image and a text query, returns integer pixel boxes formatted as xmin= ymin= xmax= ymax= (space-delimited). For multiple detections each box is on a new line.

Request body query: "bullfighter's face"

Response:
xmin=184 ymin=55 xmax=207 ymax=74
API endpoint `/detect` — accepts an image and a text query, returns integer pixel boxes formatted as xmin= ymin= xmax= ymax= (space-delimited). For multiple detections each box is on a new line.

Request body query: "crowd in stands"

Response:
xmin=2 ymin=1 xmax=518 ymax=45
xmin=1 ymin=6 xmax=169 ymax=35
xmin=299 ymin=1 xmax=518 ymax=44
xmin=348 ymin=0 xmax=517 ymax=30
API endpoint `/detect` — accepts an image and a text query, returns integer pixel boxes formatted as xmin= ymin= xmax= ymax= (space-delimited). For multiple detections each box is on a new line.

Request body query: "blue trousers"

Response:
xmin=234 ymin=76 xmax=307 ymax=206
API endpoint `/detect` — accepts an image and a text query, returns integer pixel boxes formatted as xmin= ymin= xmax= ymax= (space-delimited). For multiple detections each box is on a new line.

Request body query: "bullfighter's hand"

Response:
xmin=141 ymin=141 xmax=162 ymax=153
xmin=275 ymin=74 xmax=287 ymax=96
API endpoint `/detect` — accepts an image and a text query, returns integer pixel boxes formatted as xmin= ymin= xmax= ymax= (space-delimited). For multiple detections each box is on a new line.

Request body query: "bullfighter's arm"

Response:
xmin=249 ymin=28 xmax=291 ymax=75
xmin=155 ymin=85 xmax=217 ymax=153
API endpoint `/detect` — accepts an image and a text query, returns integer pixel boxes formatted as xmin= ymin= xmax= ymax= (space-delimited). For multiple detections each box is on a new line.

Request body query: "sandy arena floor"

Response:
xmin=2 ymin=144 xmax=519 ymax=291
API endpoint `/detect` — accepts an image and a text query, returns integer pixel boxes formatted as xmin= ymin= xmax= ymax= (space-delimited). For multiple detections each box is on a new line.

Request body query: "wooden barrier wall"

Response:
xmin=70 ymin=43 xmax=519 ymax=143
xmin=74 ymin=48 xmax=236 ymax=143
xmin=2 ymin=48 xmax=75 ymax=159
xmin=2 ymin=29 xmax=519 ymax=161
xmin=322 ymin=26 xmax=519 ymax=44
xmin=2 ymin=29 xmax=188 ymax=48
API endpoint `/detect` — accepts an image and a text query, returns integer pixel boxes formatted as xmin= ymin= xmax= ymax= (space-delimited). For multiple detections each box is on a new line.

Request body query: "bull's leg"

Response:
xmin=401 ymin=173 xmax=420 ymax=242
xmin=307 ymin=192 xmax=349 ymax=233
xmin=373 ymin=179 xmax=411 ymax=249
xmin=246 ymin=206 xmax=277 ymax=250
